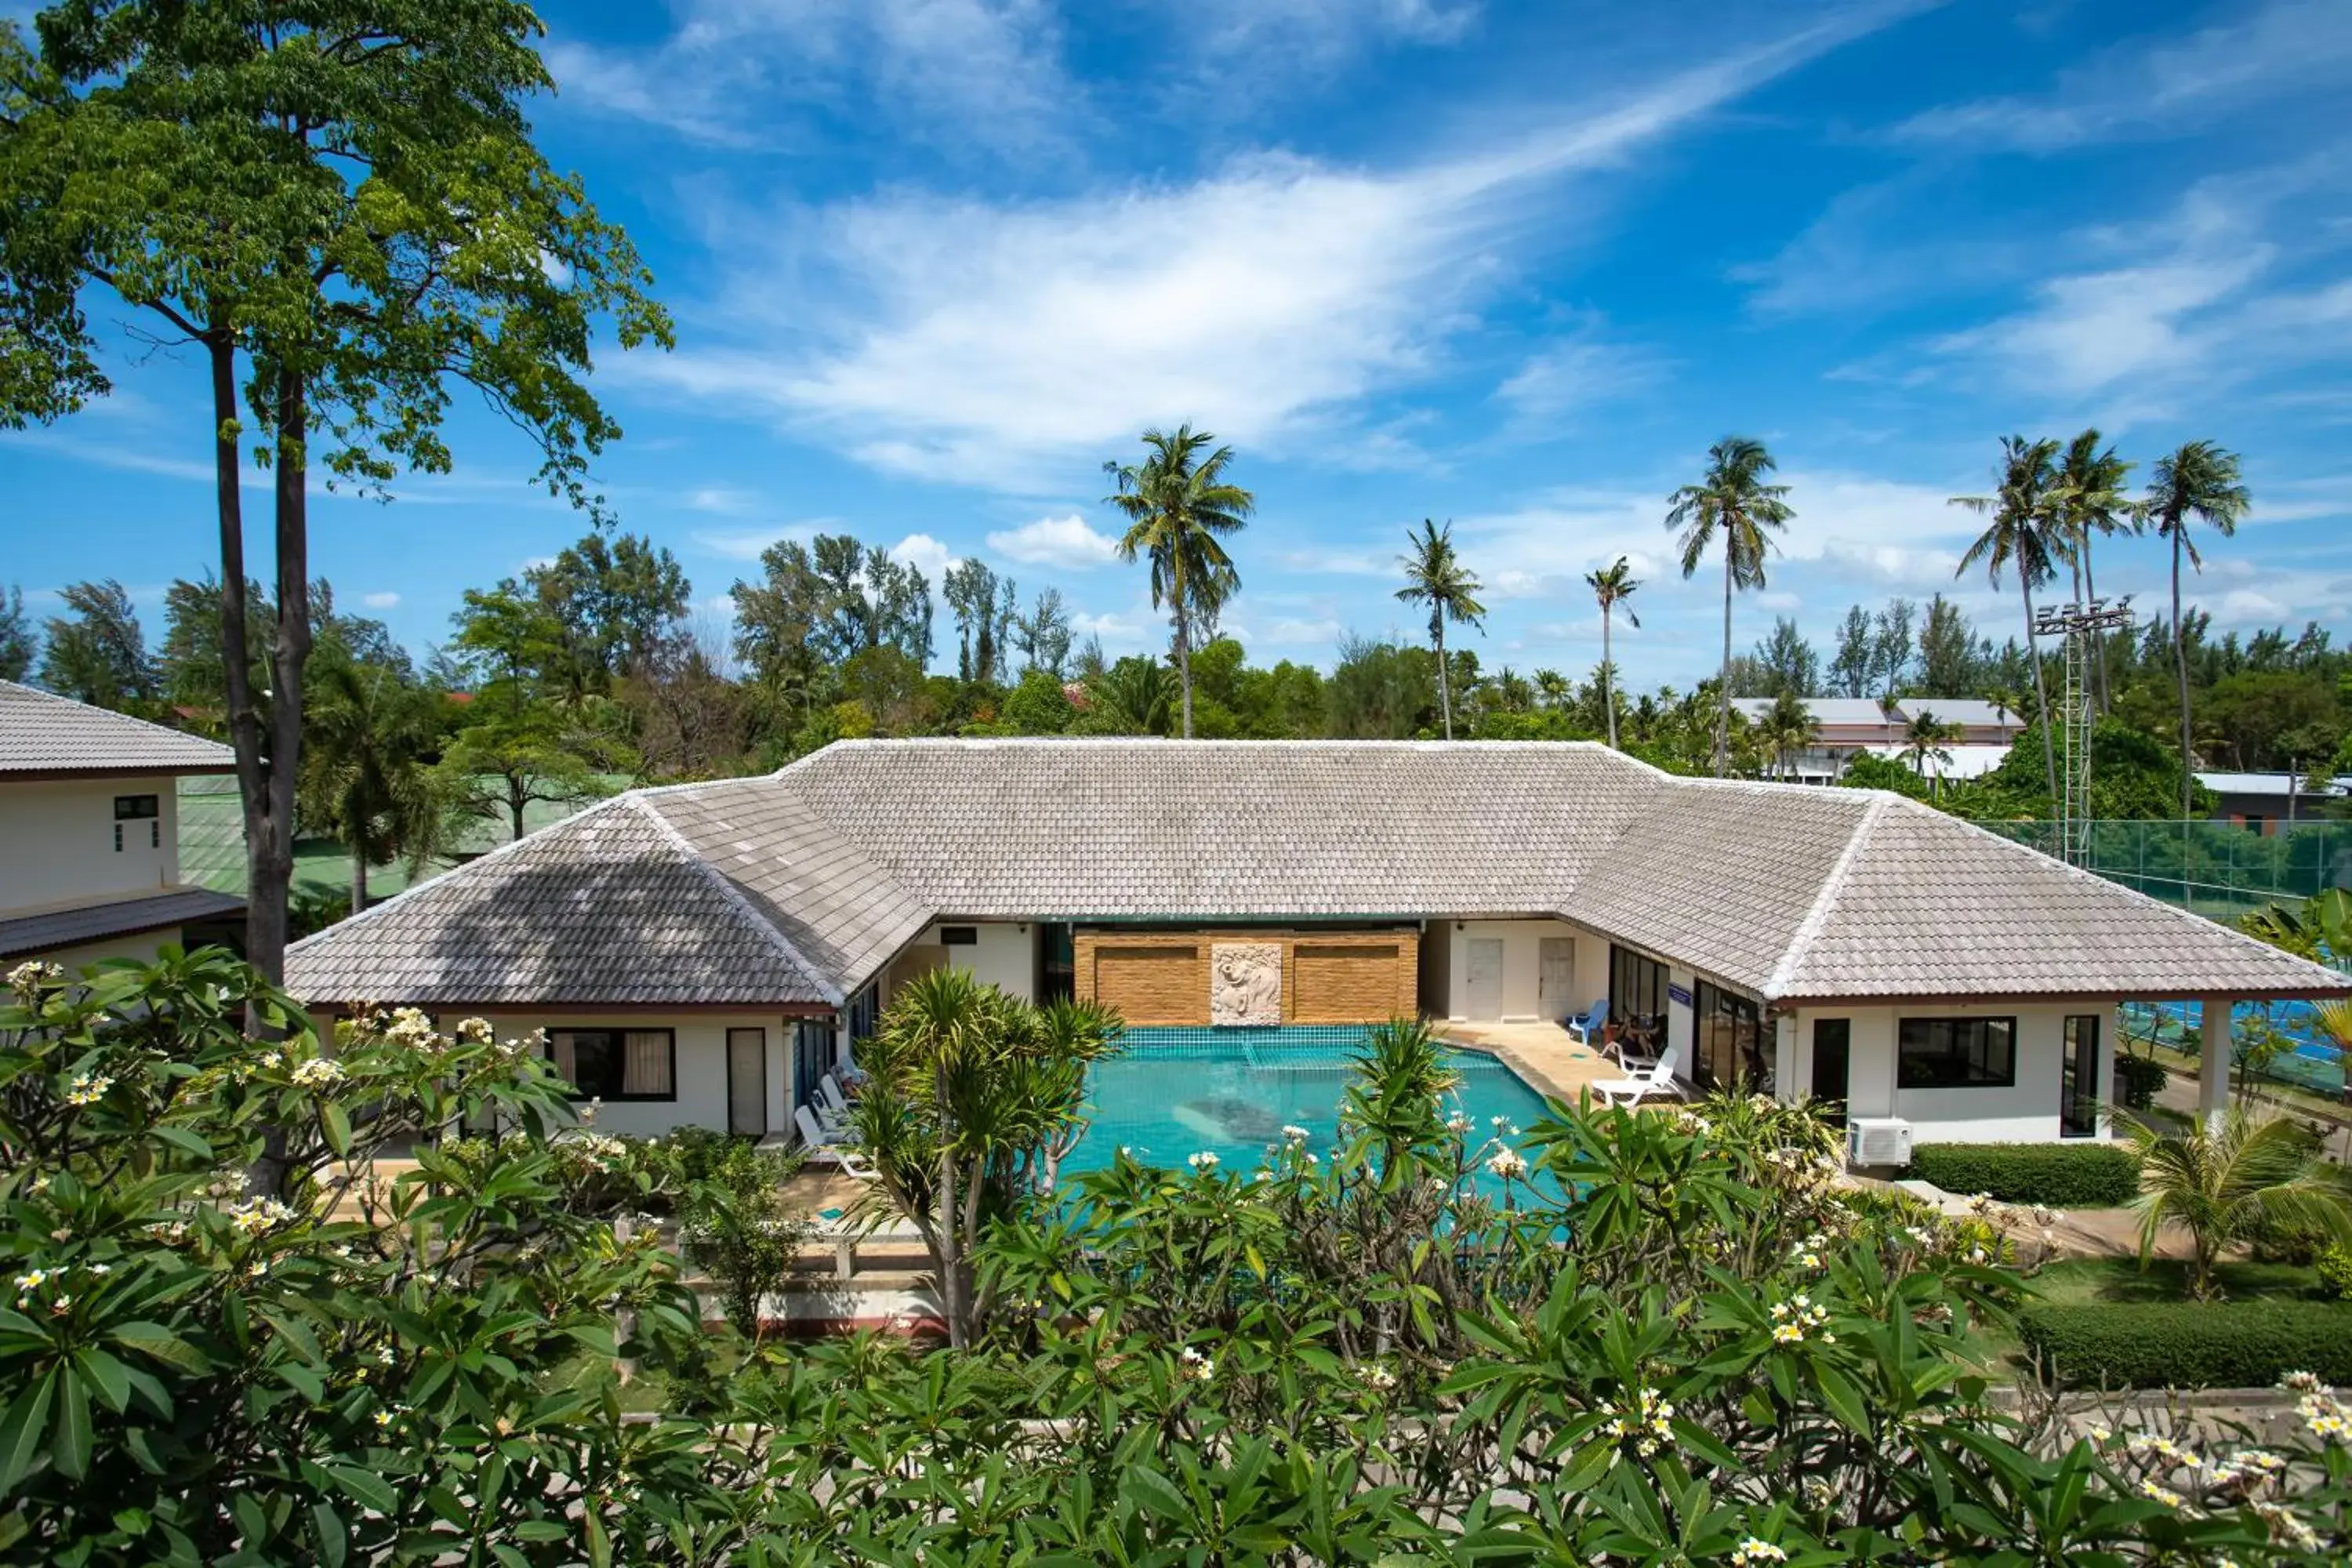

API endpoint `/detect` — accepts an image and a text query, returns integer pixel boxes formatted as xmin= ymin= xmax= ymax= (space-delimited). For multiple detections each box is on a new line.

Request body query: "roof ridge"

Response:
xmin=287 ymin=793 xmax=634 ymax=956
xmin=626 ymin=793 xmax=847 ymax=1006
xmin=1761 ymin=793 xmax=1890 ymax=1000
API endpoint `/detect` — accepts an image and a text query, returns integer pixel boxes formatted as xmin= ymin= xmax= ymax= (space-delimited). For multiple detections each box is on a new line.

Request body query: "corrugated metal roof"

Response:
xmin=0 ymin=681 xmax=235 ymax=775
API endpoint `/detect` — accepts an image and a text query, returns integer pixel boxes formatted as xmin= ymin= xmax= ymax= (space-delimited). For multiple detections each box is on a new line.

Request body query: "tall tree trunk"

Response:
xmin=1172 ymin=550 xmax=1193 ymax=740
xmin=350 ymin=844 xmax=368 ymax=916
xmin=210 ymin=337 xmax=277 ymax=986
xmin=1716 ymin=552 xmax=1733 ymax=777
xmin=935 ymin=1061 xmax=963 ymax=1349
xmin=2084 ymin=535 xmax=2108 ymax=714
xmin=2023 ymin=578 xmax=2058 ymax=808
xmin=508 ymin=777 xmax=527 ymax=842
xmin=250 ymin=367 xmax=313 ymax=989
xmin=1602 ymin=605 xmax=1618 ymax=750
xmin=2173 ymin=526 xmax=2193 ymax=818
xmin=1435 ymin=618 xmax=1451 ymax=739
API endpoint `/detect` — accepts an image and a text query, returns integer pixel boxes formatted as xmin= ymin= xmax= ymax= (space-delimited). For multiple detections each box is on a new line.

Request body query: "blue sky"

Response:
xmin=5 ymin=0 xmax=2351 ymax=688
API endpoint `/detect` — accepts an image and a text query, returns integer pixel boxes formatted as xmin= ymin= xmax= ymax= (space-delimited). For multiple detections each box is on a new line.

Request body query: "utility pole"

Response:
xmin=2034 ymin=597 xmax=2136 ymax=868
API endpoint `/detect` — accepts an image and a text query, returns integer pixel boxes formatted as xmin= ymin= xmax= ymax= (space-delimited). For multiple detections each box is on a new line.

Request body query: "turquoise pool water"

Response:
xmin=1063 ymin=1026 xmax=1553 ymax=1183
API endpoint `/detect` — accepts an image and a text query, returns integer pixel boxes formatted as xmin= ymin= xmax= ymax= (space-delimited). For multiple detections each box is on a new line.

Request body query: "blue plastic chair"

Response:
xmin=1566 ymin=998 xmax=1610 ymax=1047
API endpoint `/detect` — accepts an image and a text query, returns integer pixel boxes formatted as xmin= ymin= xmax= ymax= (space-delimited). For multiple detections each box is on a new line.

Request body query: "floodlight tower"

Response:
xmin=2034 ymin=596 xmax=2135 ymax=867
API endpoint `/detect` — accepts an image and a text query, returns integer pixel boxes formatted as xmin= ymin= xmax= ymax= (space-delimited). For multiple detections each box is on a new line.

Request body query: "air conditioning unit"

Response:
xmin=1847 ymin=1117 xmax=1913 ymax=1167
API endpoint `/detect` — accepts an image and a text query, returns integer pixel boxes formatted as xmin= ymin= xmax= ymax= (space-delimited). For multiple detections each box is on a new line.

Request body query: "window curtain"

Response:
xmin=550 ymin=1033 xmax=578 ymax=1087
xmin=624 ymin=1032 xmax=672 ymax=1096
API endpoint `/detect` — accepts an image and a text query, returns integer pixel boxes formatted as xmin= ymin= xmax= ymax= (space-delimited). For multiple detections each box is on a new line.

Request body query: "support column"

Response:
xmin=1773 ymin=1012 xmax=1798 ymax=1104
xmin=2199 ymin=996 xmax=2234 ymax=1132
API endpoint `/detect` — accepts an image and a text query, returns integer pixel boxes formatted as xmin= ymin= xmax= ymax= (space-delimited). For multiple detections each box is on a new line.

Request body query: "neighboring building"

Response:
xmin=284 ymin=739 xmax=2347 ymax=1149
xmin=2196 ymin=771 xmax=2352 ymax=833
xmin=0 ymin=681 xmax=245 ymax=968
xmin=1733 ymin=696 xmax=2027 ymax=784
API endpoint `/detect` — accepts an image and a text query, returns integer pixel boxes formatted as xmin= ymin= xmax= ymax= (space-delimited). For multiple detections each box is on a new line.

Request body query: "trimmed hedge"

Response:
xmin=1902 ymin=1142 xmax=2140 ymax=1207
xmin=2020 ymin=1301 xmax=2352 ymax=1389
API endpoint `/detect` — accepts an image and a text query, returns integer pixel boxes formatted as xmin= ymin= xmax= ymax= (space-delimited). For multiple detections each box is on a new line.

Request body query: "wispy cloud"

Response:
xmin=1493 ymin=320 xmax=1667 ymax=424
xmin=543 ymin=0 xmax=1077 ymax=156
xmin=688 ymin=521 xmax=826 ymax=561
xmin=624 ymin=5 xmax=1929 ymax=491
xmin=361 ymin=591 xmax=402 ymax=610
xmin=985 ymin=513 xmax=1123 ymax=566
xmin=1890 ymin=0 xmax=2352 ymax=153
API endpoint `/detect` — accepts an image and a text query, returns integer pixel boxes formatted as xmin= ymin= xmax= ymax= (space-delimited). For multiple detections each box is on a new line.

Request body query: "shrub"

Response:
xmin=2114 ymin=1054 xmax=2168 ymax=1109
xmin=1904 ymin=1142 xmax=2140 ymax=1207
xmin=2020 ymin=1301 xmax=2352 ymax=1388
xmin=2320 ymin=1243 xmax=2352 ymax=1301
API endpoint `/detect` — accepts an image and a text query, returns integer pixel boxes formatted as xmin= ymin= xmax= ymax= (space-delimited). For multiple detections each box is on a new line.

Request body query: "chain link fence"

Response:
xmin=1973 ymin=818 xmax=2352 ymax=924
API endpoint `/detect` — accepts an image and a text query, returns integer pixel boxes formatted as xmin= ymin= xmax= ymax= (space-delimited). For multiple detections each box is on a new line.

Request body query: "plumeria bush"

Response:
xmin=6 ymin=964 xmax=2351 ymax=1564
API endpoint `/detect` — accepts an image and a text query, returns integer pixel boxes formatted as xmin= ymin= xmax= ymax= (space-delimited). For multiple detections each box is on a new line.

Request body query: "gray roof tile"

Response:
xmin=282 ymin=739 xmax=2352 ymax=1010
xmin=0 ymin=681 xmax=235 ymax=775
xmin=0 ymin=887 xmax=246 ymax=960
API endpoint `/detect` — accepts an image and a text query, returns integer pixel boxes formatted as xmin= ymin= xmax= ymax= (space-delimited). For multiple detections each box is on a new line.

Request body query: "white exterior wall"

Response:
xmin=1787 ymin=1001 xmax=2116 ymax=1144
xmin=36 ymin=931 xmax=177 ymax=973
xmin=1437 ymin=918 xmax=1594 ymax=1022
xmin=453 ymin=1011 xmax=799 ymax=1139
xmin=888 ymin=921 xmax=1039 ymax=1003
xmin=0 ymin=779 xmax=179 ymax=913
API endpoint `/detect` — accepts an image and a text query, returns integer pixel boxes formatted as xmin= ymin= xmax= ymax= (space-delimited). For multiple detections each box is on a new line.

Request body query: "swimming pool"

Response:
xmin=1063 ymin=1025 xmax=1554 ymax=1181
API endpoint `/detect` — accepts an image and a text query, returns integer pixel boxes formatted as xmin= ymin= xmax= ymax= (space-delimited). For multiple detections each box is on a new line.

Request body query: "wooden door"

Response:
xmin=1537 ymin=937 xmax=1576 ymax=1019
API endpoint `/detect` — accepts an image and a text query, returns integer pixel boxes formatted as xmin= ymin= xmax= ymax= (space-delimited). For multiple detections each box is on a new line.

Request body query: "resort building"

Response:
xmin=2196 ymin=769 xmax=2352 ymax=835
xmin=0 ymin=680 xmax=245 ymax=967
xmin=1732 ymin=695 xmax=2027 ymax=784
xmin=281 ymin=739 xmax=2348 ymax=1152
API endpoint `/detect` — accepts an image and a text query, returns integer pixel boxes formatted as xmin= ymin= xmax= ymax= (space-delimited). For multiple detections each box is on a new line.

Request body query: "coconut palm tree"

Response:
xmin=2125 ymin=1109 xmax=2352 ymax=1301
xmin=1667 ymin=437 xmax=1793 ymax=778
xmin=2054 ymin=430 xmax=2135 ymax=713
xmin=1755 ymin=691 xmax=1816 ymax=781
xmin=1394 ymin=518 xmax=1486 ymax=740
xmin=2144 ymin=441 xmax=2251 ymax=817
xmin=1584 ymin=556 xmax=1640 ymax=750
xmin=298 ymin=660 xmax=448 ymax=913
xmin=1900 ymin=707 xmax=1962 ymax=797
xmin=1105 ymin=425 xmax=1254 ymax=739
xmin=1951 ymin=436 xmax=2065 ymax=808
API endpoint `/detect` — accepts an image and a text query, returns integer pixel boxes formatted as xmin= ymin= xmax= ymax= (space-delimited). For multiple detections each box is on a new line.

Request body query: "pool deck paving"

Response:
xmin=1436 ymin=1020 xmax=1629 ymax=1105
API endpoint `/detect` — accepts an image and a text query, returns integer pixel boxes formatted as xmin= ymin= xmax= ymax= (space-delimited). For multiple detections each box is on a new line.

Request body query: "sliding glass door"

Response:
xmin=1693 ymin=981 xmax=1767 ymax=1093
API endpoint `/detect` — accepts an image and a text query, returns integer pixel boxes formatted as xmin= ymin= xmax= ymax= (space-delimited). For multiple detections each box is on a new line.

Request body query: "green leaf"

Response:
xmin=327 ymin=1464 xmax=396 ymax=1518
xmin=0 ymin=1373 xmax=55 ymax=1494
xmin=149 ymin=1126 xmax=215 ymax=1163
xmin=107 ymin=1322 xmax=209 ymax=1374
xmin=1813 ymin=1364 xmax=1871 ymax=1436
xmin=51 ymin=1368 xmax=91 ymax=1482
xmin=72 ymin=1348 xmax=132 ymax=1414
xmin=1118 ymin=1465 xmax=1192 ymax=1523
xmin=321 ymin=1102 xmax=351 ymax=1158
xmin=312 ymin=1501 xmax=348 ymax=1568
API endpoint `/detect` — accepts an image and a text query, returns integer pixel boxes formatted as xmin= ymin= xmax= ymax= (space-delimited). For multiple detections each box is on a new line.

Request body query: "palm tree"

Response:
xmin=1394 ymin=519 xmax=1486 ymax=740
xmin=2144 ymin=441 xmax=2251 ymax=817
xmin=1667 ymin=438 xmax=1794 ymax=778
xmin=2125 ymin=1109 xmax=2352 ymax=1301
xmin=1951 ymin=436 xmax=2065 ymax=808
xmin=1584 ymin=556 xmax=1641 ymax=749
xmin=1533 ymin=668 xmax=1570 ymax=711
xmin=1104 ymin=425 xmax=1254 ymax=739
xmin=1900 ymin=708 xmax=1962 ymax=797
xmin=1754 ymin=691 xmax=1815 ymax=780
xmin=298 ymin=661 xmax=447 ymax=913
xmin=2054 ymin=430 xmax=2136 ymax=713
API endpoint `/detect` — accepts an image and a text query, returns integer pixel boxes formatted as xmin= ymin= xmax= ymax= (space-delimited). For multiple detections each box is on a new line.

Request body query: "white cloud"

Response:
xmin=2218 ymin=588 xmax=2292 ymax=624
xmin=625 ymin=9 xmax=1921 ymax=490
xmin=1890 ymin=0 xmax=2352 ymax=153
xmin=361 ymin=591 xmax=401 ymax=610
xmin=1494 ymin=325 xmax=1664 ymax=422
xmin=1072 ymin=609 xmax=1149 ymax=648
xmin=543 ymin=0 xmax=1075 ymax=154
xmin=888 ymin=532 xmax=958 ymax=581
xmin=687 ymin=487 xmax=758 ymax=514
xmin=985 ymin=513 xmax=1123 ymax=567
xmin=688 ymin=521 xmax=826 ymax=561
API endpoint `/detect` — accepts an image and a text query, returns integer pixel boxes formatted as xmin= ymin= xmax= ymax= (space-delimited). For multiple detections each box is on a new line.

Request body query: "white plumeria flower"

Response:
xmin=64 ymin=1073 xmax=113 ymax=1107
xmin=1730 ymin=1540 xmax=1787 ymax=1566
xmin=1280 ymin=1124 xmax=1309 ymax=1144
xmin=1186 ymin=1151 xmax=1219 ymax=1171
xmin=290 ymin=1057 xmax=345 ymax=1090
xmin=1486 ymin=1149 xmax=1526 ymax=1179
